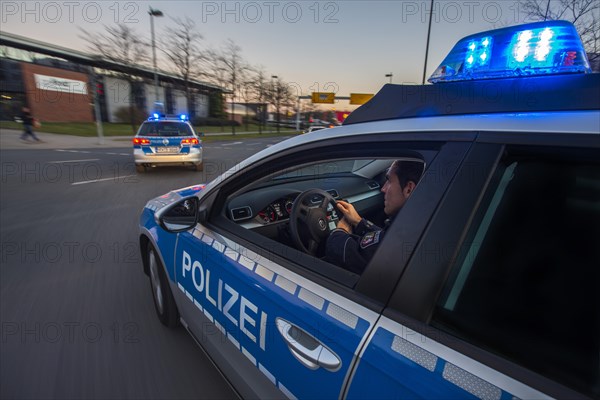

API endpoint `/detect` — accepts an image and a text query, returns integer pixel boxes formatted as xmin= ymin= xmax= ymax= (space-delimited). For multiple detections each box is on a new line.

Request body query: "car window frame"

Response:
xmin=200 ymin=132 xmax=476 ymax=311
xmin=387 ymin=141 xmax=504 ymax=320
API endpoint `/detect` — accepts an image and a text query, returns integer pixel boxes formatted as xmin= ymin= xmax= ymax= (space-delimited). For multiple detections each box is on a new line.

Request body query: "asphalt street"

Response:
xmin=0 ymin=129 xmax=292 ymax=399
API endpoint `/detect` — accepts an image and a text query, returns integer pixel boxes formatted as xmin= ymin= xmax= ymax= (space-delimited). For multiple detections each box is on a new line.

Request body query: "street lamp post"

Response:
xmin=271 ymin=75 xmax=278 ymax=133
xmin=148 ymin=7 xmax=163 ymax=107
xmin=385 ymin=73 xmax=393 ymax=84
xmin=295 ymin=96 xmax=301 ymax=132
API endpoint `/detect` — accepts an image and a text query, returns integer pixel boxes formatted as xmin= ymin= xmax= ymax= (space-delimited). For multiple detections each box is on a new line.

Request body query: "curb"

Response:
xmin=0 ymin=128 xmax=131 ymax=150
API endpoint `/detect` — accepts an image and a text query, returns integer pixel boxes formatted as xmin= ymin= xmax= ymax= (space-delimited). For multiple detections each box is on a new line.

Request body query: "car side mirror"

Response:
xmin=155 ymin=196 xmax=199 ymax=233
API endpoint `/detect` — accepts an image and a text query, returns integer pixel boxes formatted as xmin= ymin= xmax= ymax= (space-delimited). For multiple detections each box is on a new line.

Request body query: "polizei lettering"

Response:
xmin=182 ymin=250 xmax=267 ymax=351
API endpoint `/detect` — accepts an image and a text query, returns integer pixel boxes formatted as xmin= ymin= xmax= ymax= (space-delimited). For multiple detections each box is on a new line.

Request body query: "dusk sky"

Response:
xmin=2 ymin=1 xmax=533 ymax=109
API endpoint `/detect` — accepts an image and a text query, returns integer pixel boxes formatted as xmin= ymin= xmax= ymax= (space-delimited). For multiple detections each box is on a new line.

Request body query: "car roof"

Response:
xmin=344 ymin=74 xmax=600 ymax=125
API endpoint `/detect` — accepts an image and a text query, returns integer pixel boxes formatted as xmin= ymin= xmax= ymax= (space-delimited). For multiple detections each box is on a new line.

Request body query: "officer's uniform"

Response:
xmin=326 ymin=218 xmax=390 ymax=274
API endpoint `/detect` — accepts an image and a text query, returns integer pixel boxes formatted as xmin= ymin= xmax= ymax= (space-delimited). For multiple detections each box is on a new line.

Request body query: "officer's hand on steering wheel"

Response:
xmin=335 ymin=200 xmax=361 ymax=227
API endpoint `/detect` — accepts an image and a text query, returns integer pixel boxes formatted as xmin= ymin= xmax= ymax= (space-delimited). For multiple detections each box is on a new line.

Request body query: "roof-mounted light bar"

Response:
xmin=429 ymin=20 xmax=591 ymax=83
xmin=147 ymin=114 xmax=189 ymax=121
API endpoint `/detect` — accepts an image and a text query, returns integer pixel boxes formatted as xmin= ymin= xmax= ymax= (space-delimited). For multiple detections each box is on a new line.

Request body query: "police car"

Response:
xmin=133 ymin=114 xmax=203 ymax=172
xmin=138 ymin=21 xmax=599 ymax=399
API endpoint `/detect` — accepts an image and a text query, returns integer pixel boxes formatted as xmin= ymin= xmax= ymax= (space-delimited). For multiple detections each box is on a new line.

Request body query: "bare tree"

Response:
xmin=80 ymin=23 xmax=149 ymax=66
xmin=236 ymin=66 xmax=276 ymax=133
xmin=520 ymin=0 xmax=599 ymax=62
xmin=250 ymin=67 xmax=269 ymax=134
xmin=208 ymin=39 xmax=251 ymax=134
xmin=267 ymin=76 xmax=295 ymax=133
xmin=79 ymin=23 xmax=149 ymax=132
xmin=238 ymin=72 xmax=256 ymax=132
xmin=160 ymin=17 xmax=206 ymax=119
xmin=202 ymin=50 xmax=229 ymax=131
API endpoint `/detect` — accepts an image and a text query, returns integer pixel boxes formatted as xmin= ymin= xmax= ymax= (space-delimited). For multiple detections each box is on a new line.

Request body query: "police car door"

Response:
xmin=175 ymin=226 xmax=378 ymax=398
xmin=171 ymin=165 xmax=380 ymax=398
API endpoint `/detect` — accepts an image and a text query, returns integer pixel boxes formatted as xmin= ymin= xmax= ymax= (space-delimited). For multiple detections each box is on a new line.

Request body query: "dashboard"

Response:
xmin=228 ymin=175 xmax=384 ymax=230
xmin=254 ymin=195 xmax=296 ymax=224
xmin=225 ymin=172 xmax=387 ymax=255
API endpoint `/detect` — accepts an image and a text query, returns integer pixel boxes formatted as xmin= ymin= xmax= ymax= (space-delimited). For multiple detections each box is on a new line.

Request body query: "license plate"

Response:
xmin=155 ymin=146 xmax=179 ymax=153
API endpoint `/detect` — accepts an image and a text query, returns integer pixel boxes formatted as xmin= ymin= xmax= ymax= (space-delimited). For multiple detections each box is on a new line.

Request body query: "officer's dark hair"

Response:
xmin=393 ymin=160 xmax=424 ymax=188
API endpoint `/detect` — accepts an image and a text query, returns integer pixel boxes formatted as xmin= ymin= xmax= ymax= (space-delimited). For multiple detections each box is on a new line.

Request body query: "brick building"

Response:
xmin=20 ymin=62 xmax=94 ymax=122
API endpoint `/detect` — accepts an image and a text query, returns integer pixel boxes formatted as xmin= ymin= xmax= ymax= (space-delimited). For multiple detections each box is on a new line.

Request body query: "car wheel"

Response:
xmin=193 ymin=162 xmax=204 ymax=171
xmin=135 ymin=164 xmax=146 ymax=173
xmin=148 ymin=247 xmax=179 ymax=327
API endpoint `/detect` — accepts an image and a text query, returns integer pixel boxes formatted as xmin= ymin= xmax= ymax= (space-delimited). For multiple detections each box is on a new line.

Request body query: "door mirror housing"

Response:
xmin=155 ymin=196 xmax=199 ymax=233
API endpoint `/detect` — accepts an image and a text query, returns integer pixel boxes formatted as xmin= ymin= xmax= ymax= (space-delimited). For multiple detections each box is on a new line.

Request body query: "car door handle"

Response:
xmin=276 ymin=317 xmax=341 ymax=372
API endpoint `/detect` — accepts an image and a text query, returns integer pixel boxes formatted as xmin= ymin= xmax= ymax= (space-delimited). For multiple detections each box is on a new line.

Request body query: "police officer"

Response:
xmin=326 ymin=160 xmax=423 ymax=274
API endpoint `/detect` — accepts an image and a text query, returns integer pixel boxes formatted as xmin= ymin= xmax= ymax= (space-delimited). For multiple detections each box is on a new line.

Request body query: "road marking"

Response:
xmin=222 ymin=141 xmax=243 ymax=146
xmin=71 ymin=175 xmax=137 ymax=185
xmin=54 ymin=149 xmax=130 ymax=156
xmin=47 ymin=159 xmax=100 ymax=163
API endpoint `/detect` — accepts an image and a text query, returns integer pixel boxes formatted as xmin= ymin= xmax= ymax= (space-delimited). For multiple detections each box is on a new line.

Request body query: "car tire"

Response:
xmin=193 ymin=162 xmax=204 ymax=171
xmin=135 ymin=164 xmax=146 ymax=173
xmin=147 ymin=247 xmax=179 ymax=328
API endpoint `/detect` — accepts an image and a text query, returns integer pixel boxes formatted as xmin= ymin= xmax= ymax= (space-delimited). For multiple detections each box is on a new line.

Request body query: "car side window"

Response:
xmin=432 ymin=150 xmax=600 ymax=397
xmin=207 ymin=139 xmax=443 ymax=293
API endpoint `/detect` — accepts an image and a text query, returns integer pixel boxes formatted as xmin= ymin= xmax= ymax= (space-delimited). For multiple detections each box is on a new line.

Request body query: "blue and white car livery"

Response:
xmin=139 ymin=21 xmax=600 ymax=399
xmin=133 ymin=114 xmax=203 ymax=172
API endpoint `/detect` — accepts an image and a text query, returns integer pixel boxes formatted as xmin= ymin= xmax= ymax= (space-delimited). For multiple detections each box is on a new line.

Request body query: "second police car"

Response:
xmin=138 ymin=21 xmax=599 ymax=399
xmin=133 ymin=114 xmax=203 ymax=172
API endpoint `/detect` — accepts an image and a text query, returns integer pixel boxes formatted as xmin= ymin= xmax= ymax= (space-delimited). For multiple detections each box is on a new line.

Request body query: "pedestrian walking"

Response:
xmin=20 ymin=107 xmax=42 ymax=142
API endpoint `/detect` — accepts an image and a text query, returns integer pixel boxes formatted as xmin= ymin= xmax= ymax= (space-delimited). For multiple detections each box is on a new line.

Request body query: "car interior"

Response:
xmin=226 ymin=158 xmax=421 ymax=259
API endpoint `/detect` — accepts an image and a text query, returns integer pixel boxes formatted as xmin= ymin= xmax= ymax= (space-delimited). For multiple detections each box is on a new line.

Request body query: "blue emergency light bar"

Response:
xmin=147 ymin=113 xmax=189 ymax=121
xmin=429 ymin=20 xmax=591 ymax=83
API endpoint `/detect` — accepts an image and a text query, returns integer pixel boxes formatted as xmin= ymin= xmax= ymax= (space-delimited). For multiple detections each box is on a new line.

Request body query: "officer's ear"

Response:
xmin=403 ymin=181 xmax=417 ymax=198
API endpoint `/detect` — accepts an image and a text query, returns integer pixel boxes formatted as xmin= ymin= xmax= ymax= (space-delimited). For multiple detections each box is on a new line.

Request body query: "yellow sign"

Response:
xmin=350 ymin=93 xmax=374 ymax=105
xmin=311 ymin=92 xmax=335 ymax=104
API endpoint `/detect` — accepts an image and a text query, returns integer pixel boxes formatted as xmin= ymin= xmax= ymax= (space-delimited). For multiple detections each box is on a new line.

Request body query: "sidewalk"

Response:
xmin=0 ymin=128 xmax=132 ymax=150
xmin=0 ymin=128 xmax=296 ymax=150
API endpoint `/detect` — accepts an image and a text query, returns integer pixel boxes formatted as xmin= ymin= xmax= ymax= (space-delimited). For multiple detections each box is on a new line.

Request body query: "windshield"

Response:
xmin=273 ymin=160 xmax=376 ymax=180
xmin=138 ymin=122 xmax=193 ymax=137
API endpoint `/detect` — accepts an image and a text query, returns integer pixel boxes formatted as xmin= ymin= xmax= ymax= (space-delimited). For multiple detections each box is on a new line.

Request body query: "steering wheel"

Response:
xmin=289 ymin=189 xmax=339 ymax=256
